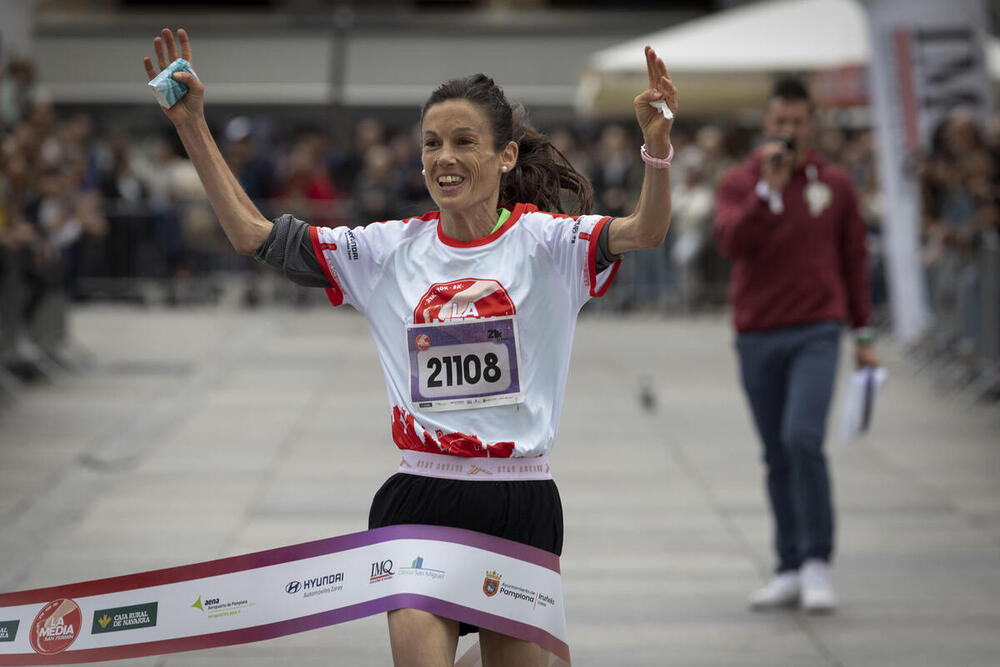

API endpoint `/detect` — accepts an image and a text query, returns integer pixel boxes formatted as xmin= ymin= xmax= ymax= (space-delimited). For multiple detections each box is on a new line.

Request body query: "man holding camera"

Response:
xmin=714 ymin=79 xmax=878 ymax=613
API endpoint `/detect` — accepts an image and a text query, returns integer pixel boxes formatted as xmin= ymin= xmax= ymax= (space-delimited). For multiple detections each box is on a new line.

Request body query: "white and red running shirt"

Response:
xmin=308 ymin=202 xmax=621 ymax=459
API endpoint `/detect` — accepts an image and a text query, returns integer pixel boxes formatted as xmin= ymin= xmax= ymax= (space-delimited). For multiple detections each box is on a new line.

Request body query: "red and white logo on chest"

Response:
xmin=413 ymin=279 xmax=515 ymax=324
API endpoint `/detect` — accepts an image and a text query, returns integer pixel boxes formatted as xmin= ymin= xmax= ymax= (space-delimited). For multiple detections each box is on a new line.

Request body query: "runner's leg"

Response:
xmin=387 ymin=608 xmax=460 ymax=667
xmin=479 ymin=628 xmax=550 ymax=666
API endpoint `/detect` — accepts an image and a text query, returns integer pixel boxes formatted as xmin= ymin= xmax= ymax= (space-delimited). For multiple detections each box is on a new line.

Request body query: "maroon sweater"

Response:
xmin=714 ymin=149 xmax=871 ymax=334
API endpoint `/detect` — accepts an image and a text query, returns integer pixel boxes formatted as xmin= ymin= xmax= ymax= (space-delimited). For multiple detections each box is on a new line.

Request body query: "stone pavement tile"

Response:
xmin=831 ymin=455 xmax=954 ymax=513
xmin=564 ymin=550 xmax=757 ymax=583
xmin=83 ymin=656 xmax=160 ymax=667
xmin=251 ymin=476 xmax=379 ymax=515
xmin=951 ymin=492 xmax=1000 ymax=519
xmin=0 ymin=462 xmax=50 ymax=516
xmin=79 ymin=474 xmax=261 ymax=527
xmin=201 ymin=383 xmax=319 ymax=409
xmin=74 ymin=617 xmax=393 ymax=666
xmin=838 ymin=511 xmax=998 ymax=552
xmin=272 ymin=449 xmax=396 ymax=477
xmin=835 ymin=550 xmax=1000 ymax=603
xmin=567 ymin=617 xmax=827 ymax=666
xmin=813 ymin=609 xmax=1000 ymax=667
xmin=135 ymin=441 xmax=280 ymax=476
xmin=154 ymin=619 xmax=392 ymax=666
xmin=565 ymin=568 xmax=755 ymax=600
xmin=223 ymin=517 xmax=370 ymax=557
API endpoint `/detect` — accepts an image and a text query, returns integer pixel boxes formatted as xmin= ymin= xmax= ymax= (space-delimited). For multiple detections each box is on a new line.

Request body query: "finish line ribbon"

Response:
xmin=0 ymin=525 xmax=569 ymax=665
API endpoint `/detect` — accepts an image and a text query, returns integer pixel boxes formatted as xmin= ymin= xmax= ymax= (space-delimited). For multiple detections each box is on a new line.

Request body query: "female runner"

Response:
xmin=144 ymin=28 xmax=677 ymax=667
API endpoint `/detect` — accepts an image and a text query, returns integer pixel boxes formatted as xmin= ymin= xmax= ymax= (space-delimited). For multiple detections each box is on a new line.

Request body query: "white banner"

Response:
xmin=0 ymin=525 xmax=569 ymax=665
xmin=866 ymin=0 xmax=995 ymax=344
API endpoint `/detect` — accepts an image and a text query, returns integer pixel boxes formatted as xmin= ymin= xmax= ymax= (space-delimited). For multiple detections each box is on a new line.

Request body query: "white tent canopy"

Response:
xmin=592 ymin=0 xmax=869 ymax=73
xmin=578 ymin=0 xmax=999 ymax=116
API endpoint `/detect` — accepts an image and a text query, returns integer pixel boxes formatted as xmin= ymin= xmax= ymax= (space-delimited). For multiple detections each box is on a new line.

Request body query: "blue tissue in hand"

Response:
xmin=148 ymin=58 xmax=198 ymax=108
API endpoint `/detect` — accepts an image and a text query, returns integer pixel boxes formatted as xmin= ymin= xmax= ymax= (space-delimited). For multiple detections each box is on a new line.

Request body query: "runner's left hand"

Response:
xmin=634 ymin=45 xmax=677 ymax=158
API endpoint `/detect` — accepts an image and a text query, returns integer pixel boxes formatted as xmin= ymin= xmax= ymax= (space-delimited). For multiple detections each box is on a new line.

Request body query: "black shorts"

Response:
xmin=368 ymin=472 xmax=564 ymax=635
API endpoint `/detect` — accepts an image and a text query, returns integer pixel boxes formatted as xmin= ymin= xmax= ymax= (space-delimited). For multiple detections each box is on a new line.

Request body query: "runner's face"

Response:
xmin=421 ymin=99 xmax=513 ymax=214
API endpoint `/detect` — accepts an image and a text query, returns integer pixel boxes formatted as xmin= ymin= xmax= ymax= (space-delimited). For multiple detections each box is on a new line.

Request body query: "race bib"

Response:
xmin=407 ymin=316 xmax=523 ymax=411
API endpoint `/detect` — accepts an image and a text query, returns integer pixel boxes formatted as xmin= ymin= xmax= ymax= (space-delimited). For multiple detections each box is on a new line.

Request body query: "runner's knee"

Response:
xmin=479 ymin=627 xmax=549 ymax=667
xmin=387 ymin=609 xmax=459 ymax=667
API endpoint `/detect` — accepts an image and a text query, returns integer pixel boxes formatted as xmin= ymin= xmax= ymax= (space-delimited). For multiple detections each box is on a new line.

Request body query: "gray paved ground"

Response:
xmin=1 ymin=304 xmax=998 ymax=666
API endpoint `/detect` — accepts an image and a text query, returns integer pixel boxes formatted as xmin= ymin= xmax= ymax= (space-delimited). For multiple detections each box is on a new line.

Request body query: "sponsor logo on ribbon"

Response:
xmin=398 ymin=556 xmax=445 ymax=581
xmin=0 ymin=525 xmax=569 ymax=665
xmin=91 ymin=602 xmax=158 ymax=634
xmin=483 ymin=572 xmax=556 ymax=610
xmin=483 ymin=570 xmax=501 ymax=597
xmin=284 ymin=572 xmax=344 ymax=598
xmin=190 ymin=595 xmax=255 ymax=619
xmin=0 ymin=621 xmax=17 ymax=643
xmin=30 ymin=598 xmax=82 ymax=655
xmin=369 ymin=559 xmax=394 ymax=584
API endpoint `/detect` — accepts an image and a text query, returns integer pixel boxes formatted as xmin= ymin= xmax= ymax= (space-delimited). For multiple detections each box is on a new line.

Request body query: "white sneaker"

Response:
xmin=748 ymin=571 xmax=801 ymax=610
xmin=800 ymin=559 xmax=837 ymax=614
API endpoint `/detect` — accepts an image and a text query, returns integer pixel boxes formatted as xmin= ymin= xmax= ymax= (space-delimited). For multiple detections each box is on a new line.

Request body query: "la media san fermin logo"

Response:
xmin=483 ymin=570 xmax=502 ymax=597
xmin=29 ymin=598 xmax=82 ymax=655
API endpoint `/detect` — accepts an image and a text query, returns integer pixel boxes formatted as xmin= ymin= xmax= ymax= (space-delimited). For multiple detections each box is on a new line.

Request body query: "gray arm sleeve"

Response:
xmin=252 ymin=214 xmax=331 ymax=288
xmin=595 ymin=218 xmax=622 ymax=274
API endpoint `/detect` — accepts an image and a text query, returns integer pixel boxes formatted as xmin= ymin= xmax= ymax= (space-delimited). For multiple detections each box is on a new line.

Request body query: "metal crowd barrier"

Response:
xmin=975 ymin=227 xmax=999 ymax=398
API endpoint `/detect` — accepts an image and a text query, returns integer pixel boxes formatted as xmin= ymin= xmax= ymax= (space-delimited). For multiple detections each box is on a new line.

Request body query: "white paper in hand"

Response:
xmin=651 ymin=100 xmax=674 ymax=120
xmin=838 ymin=366 xmax=887 ymax=443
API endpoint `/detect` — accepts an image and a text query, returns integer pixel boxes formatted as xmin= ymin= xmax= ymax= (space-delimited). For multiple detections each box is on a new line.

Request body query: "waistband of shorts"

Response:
xmin=396 ymin=450 xmax=552 ymax=481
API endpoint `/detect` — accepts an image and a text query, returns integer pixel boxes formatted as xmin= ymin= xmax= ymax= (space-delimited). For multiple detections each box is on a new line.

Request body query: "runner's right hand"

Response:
xmin=143 ymin=28 xmax=204 ymax=129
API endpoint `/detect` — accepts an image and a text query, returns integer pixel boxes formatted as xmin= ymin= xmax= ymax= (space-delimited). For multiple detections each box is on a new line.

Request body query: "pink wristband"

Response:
xmin=640 ymin=143 xmax=673 ymax=168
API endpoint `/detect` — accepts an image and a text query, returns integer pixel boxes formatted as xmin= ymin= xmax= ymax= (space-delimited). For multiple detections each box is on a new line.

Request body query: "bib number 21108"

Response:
xmin=426 ymin=350 xmax=503 ymax=388
xmin=407 ymin=316 xmax=523 ymax=411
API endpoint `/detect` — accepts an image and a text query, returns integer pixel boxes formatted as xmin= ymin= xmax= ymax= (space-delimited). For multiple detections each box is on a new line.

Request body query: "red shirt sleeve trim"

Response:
xmin=587 ymin=216 xmax=621 ymax=298
xmin=436 ymin=202 xmax=529 ymax=248
xmin=308 ymin=225 xmax=345 ymax=307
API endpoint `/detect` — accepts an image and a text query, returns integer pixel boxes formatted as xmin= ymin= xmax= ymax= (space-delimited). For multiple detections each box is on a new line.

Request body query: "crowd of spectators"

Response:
xmin=1 ymin=58 xmax=107 ymax=390
xmin=2 ymin=55 xmax=998 ymax=400
xmin=919 ymin=107 xmax=1000 ymax=394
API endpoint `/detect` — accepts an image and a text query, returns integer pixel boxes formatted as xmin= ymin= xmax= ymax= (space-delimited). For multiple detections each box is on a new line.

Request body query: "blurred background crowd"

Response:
xmin=1 ymin=0 xmax=999 ymax=406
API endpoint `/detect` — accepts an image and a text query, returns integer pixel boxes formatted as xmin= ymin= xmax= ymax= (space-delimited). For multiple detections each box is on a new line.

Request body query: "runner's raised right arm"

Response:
xmin=143 ymin=28 xmax=271 ymax=255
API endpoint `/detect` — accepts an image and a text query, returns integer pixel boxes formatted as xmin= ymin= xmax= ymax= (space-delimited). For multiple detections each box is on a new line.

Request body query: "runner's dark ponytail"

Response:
xmin=422 ymin=74 xmax=593 ymax=215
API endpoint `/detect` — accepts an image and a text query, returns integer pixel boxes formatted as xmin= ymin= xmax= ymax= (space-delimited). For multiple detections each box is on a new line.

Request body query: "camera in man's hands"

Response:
xmin=769 ymin=135 xmax=797 ymax=167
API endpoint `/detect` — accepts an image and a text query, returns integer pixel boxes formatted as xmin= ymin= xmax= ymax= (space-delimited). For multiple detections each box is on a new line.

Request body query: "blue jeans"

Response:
xmin=736 ymin=321 xmax=841 ymax=573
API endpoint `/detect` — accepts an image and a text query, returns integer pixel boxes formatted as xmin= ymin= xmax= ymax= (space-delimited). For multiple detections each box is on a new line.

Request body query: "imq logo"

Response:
xmin=370 ymin=559 xmax=394 ymax=583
